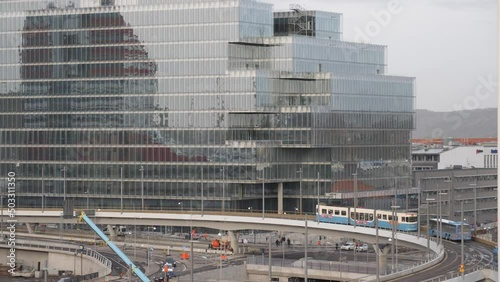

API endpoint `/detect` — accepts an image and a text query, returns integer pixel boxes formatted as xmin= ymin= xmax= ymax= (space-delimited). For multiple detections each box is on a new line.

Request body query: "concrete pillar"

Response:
xmin=107 ymin=224 xmax=117 ymax=240
xmin=278 ymin=182 xmax=283 ymax=214
xmin=26 ymin=224 xmax=34 ymax=234
xmin=227 ymin=231 xmax=239 ymax=254
xmin=373 ymin=243 xmax=391 ymax=275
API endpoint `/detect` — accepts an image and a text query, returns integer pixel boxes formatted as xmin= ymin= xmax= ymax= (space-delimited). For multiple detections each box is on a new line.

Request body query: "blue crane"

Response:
xmin=78 ymin=211 xmax=150 ymax=282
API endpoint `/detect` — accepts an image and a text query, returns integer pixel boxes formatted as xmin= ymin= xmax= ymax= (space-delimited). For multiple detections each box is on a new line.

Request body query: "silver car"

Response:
xmin=340 ymin=242 xmax=355 ymax=250
xmin=356 ymin=243 xmax=369 ymax=252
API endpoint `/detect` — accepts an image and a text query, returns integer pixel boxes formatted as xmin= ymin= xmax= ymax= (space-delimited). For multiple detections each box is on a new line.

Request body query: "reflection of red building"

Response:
xmin=19 ymin=11 xmax=191 ymax=163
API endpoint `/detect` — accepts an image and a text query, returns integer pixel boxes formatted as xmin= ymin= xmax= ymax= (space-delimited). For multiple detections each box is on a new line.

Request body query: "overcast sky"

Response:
xmin=267 ymin=0 xmax=498 ymax=112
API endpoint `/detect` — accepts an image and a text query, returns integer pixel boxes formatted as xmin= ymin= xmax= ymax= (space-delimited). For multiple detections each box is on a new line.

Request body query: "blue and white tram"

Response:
xmin=428 ymin=218 xmax=471 ymax=241
xmin=316 ymin=204 xmax=418 ymax=232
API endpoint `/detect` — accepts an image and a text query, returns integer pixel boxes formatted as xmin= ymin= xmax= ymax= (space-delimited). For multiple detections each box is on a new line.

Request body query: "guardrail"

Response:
xmin=1 ymin=240 xmax=112 ymax=277
xmin=420 ymin=265 xmax=498 ymax=282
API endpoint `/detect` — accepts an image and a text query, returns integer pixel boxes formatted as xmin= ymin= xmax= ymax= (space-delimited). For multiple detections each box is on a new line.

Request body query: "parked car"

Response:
xmin=340 ymin=242 xmax=355 ymax=251
xmin=356 ymin=243 xmax=369 ymax=252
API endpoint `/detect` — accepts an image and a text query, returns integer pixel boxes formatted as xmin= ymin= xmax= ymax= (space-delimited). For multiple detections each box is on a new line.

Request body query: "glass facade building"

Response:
xmin=0 ymin=0 xmax=415 ymax=212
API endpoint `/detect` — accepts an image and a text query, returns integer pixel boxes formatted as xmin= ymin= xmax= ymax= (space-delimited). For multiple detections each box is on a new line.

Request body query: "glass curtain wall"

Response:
xmin=0 ymin=0 xmax=415 ymax=212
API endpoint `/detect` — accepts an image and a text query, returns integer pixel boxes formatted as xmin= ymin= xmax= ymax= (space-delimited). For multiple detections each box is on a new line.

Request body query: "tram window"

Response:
xmin=377 ymin=214 xmax=382 ymax=219
xmin=350 ymin=212 xmax=354 ymax=219
xmin=402 ymin=217 xmax=406 ymax=222
xmin=383 ymin=215 xmax=387 ymax=220
xmin=341 ymin=211 xmax=346 ymax=216
xmin=388 ymin=215 xmax=392 ymax=221
xmin=365 ymin=213 xmax=369 ymax=220
xmin=335 ymin=210 xmax=340 ymax=215
xmin=328 ymin=209 xmax=333 ymax=215
xmin=359 ymin=213 xmax=364 ymax=220
xmin=321 ymin=209 xmax=327 ymax=214
xmin=369 ymin=214 xmax=373 ymax=221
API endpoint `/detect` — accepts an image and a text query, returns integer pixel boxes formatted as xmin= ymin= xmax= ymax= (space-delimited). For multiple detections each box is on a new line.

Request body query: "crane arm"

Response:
xmin=78 ymin=212 xmax=150 ymax=282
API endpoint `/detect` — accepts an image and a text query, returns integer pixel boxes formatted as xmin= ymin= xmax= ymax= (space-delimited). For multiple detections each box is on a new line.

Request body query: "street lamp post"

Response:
xmin=221 ymin=168 xmax=225 ymax=212
xmin=425 ymin=198 xmax=435 ymax=260
xmin=297 ymin=168 xmax=303 ymax=214
xmin=353 ymin=172 xmax=358 ymax=229
xmin=375 ymin=210 xmax=380 ymax=281
xmin=146 ymin=226 xmax=156 ymax=274
xmin=139 ymin=166 xmax=144 ymax=210
xmin=438 ymin=192 xmax=447 ymax=245
xmin=218 ymin=232 xmax=223 ymax=280
xmin=317 ymin=171 xmax=320 ymax=224
xmin=62 ymin=166 xmax=66 ymax=201
xmin=42 ymin=166 xmax=45 ymax=212
xmin=390 ymin=205 xmax=400 ymax=273
xmin=0 ymin=194 xmax=3 ymax=241
xmin=261 ymin=169 xmax=265 ymax=219
xmin=417 ymin=181 xmax=420 ymax=237
xmin=461 ymin=200 xmax=465 ymax=280
xmin=120 ymin=167 xmax=123 ymax=214
xmin=201 ymin=168 xmax=204 ymax=216
xmin=134 ymin=215 xmax=137 ymax=260
xmin=248 ymin=206 xmax=252 ymax=213
xmin=469 ymin=182 xmax=478 ymax=228
xmin=304 ymin=216 xmax=308 ymax=282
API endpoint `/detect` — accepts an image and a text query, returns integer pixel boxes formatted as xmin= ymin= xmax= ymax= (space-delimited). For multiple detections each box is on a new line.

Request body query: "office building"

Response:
xmin=0 ymin=0 xmax=415 ymax=212
xmin=414 ymin=168 xmax=497 ymax=228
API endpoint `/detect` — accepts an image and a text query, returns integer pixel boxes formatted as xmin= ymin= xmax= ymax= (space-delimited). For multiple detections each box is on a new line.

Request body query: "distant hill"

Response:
xmin=414 ymin=108 xmax=497 ymax=138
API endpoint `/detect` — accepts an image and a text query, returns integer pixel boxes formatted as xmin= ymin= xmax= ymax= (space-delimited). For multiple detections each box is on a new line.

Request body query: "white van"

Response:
xmin=103 ymin=226 xmax=129 ymax=236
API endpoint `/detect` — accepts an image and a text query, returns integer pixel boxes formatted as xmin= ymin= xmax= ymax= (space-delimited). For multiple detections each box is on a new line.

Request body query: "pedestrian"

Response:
xmin=275 ymin=239 xmax=280 ymax=246
xmin=287 ymin=238 xmax=291 ymax=246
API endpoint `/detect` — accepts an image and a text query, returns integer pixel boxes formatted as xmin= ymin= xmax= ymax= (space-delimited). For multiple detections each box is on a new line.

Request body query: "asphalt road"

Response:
xmin=387 ymin=240 xmax=495 ymax=282
xmin=14 ymin=234 xmax=495 ymax=282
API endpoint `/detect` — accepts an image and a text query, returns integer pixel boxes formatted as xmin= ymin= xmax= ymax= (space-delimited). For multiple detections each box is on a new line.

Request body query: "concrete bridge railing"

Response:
xmin=0 ymin=239 xmax=112 ymax=278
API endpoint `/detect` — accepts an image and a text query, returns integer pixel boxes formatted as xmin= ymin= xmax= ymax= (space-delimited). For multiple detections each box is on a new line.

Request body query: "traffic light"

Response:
xmin=459 ymin=264 xmax=464 ymax=273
